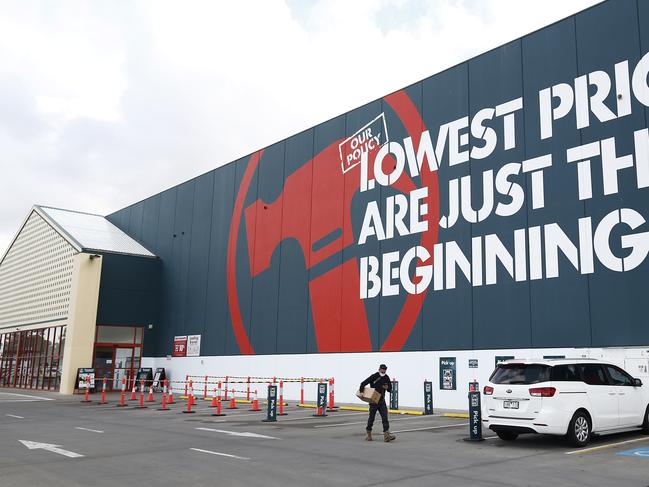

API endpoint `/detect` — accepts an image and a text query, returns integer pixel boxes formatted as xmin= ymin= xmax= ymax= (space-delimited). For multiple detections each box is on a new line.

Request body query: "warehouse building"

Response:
xmin=1 ymin=0 xmax=648 ymax=408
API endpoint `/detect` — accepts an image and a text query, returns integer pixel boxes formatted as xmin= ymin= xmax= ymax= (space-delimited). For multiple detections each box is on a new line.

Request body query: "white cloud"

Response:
xmin=0 ymin=0 xmax=601 ymax=256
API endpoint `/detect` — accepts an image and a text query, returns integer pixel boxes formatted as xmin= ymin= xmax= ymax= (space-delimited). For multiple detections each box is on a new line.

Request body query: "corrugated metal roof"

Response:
xmin=35 ymin=205 xmax=157 ymax=258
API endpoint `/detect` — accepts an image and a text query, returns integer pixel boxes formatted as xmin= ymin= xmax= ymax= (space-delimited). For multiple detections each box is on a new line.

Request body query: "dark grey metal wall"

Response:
xmin=96 ymin=253 xmax=160 ymax=354
xmin=108 ymin=0 xmax=649 ymax=358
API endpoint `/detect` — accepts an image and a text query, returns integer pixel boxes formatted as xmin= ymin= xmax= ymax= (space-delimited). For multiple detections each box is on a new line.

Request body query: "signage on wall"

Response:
xmin=338 ymin=113 xmax=389 ymax=173
xmin=172 ymin=336 xmax=187 ymax=357
xmin=79 ymin=1 xmax=639 ymax=358
xmin=439 ymin=357 xmax=456 ymax=390
xmin=187 ymin=335 xmax=201 ymax=357
xmin=228 ymin=44 xmax=649 ymax=355
xmin=495 ymin=356 xmax=515 ymax=367
xmin=468 ymin=359 xmax=478 ymax=369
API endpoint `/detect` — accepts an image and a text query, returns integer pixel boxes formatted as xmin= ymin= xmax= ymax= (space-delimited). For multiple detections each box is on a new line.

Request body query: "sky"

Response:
xmin=0 ymin=0 xmax=602 ymax=256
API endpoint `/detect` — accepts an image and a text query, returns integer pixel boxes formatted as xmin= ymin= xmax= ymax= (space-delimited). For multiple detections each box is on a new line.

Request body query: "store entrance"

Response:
xmin=92 ymin=326 xmax=143 ymax=391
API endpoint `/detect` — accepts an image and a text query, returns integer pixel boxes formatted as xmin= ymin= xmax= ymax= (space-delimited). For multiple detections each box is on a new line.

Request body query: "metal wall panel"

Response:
xmin=140 ymin=196 xmax=160 ymax=252
xmin=96 ymin=253 xmax=160 ymax=350
xmin=469 ymin=40 xmax=531 ymax=349
xmin=307 ymin=114 xmax=346 ymax=353
xmin=576 ymin=0 xmax=648 ymax=346
xmin=381 ymin=84 xmax=426 ymax=352
xmin=185 ymin=173 xmax=215 ymax=340
xmin=250 ymin=142 xmax=286 ymax=354
xmin=171 ymin=180 xmax=196 ymax=336
xmin=204 ymin=165 xmax=236 ymax=356
xmin=421 ymin=64 xmax=473 ymax=351
xmin=344 ymin=101 xmax=382 ymax=352
xmin=231 ymin=156 xmax=259 ymax=355
xmin=154 ymin=188 xmax=177 ymax=355
xmin=522 ymin=17 xmax=591 ymax=347
xmin=128 ymin=202 xmax=144 ymax=243
xmin=276 ymin=129 xmax=314 ymax=354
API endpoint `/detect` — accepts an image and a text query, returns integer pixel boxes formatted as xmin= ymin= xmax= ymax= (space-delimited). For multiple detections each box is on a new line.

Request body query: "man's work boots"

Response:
xmin=384 ymin=431 xmax=396 ymax=442
xmin=365 ymin=431 xmax=372 ymax=441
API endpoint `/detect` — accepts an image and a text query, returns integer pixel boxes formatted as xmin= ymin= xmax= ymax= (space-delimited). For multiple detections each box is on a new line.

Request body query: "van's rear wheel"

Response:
xmin=567 ymin=411 xmax=591 ymax=447
xmin=496 ymin=431 xmax=518 ymax=441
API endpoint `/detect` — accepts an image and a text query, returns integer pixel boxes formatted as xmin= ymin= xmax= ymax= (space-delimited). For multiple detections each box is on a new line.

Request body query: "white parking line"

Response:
xmin=6 ymin=414 xmax=24 ymax=419
xmin=314 ymin=421 xmax=368 ymax=428
xmin=195 ymin=427 xmax=279 ymax=440
xmin=190 ymin=448 xmax=249 ymax=460
xmin=278 ymin=411 xmax=368 ymax=422
xmin=0 ymin=400 xmax=46 ymax=403
xmin=214 ymin=411 xmax=280 ymax=419
xmin=75 ymin=427 xmax=104 ymax=433
xmin=0 ymin=392 xmax=53 ymax=401
xmin=314 ymin=416 xmax=443 ymax=429
xmin=565 ymin=437 xmax=649 ymax=455
xmin=392 ymin=423 xmax=465 ymax=434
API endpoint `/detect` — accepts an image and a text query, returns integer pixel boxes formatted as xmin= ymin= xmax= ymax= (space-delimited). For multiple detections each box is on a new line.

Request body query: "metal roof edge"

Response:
xmin=33 ymin=205 xmax=84 ymax=252
xmin=87 ymin=248 xmax=159 ymax=259
xmin=35 ymin=205 xmax=157 ymax=258
xmin=0 ymin=206 xmax=81 ymax=268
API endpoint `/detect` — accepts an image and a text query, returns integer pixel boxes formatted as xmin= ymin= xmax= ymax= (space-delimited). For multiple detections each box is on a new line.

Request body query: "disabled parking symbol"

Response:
xmin=616 ymin=448 xmax=649 ymax=458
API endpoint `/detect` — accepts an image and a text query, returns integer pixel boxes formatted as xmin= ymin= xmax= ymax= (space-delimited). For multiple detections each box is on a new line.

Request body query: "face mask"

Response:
xmin=379 ymin=372 xmax=386 ymax=377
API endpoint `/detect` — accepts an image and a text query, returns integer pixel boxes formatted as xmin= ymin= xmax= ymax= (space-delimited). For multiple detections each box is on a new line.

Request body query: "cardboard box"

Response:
xmin=356 ymin=387 xmax=381 ymax=405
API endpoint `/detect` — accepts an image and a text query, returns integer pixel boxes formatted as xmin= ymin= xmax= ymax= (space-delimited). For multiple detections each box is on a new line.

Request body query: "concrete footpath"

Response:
xmin=0 ymin=388 xmax=648 ymax=487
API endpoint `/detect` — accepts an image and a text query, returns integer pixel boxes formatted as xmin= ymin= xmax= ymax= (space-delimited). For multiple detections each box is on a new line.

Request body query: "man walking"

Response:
xmin=360 ymin=364 xmax=396 ymax=442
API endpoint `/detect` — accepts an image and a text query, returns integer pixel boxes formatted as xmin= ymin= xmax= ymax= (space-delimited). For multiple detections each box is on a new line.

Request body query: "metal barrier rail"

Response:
xmin=78 ymin=375 xmax=335 ymax=410
xmin=185 ymin=375 xmax=331 ymax=384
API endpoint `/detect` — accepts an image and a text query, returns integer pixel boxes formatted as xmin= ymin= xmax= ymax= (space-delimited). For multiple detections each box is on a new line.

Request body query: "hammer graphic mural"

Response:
xmin=230 ymin=91 xmax=439 ymax=354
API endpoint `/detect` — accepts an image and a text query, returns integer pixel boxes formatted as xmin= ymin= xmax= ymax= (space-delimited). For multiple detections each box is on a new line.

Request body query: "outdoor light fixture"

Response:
xmin=88 ymin=254 xmax=101 ymax=260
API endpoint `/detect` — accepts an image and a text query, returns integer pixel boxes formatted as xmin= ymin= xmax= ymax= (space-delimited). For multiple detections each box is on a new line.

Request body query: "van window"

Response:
xmin=550 ymin=364 xmax=580 ymax=381
xmin=579 ymin=364 xmax=607 ymax=385
xmin=489 ymin=364 xmax=550 ymax=384
xmin=605 ymin=365 xmax=634 ymax=386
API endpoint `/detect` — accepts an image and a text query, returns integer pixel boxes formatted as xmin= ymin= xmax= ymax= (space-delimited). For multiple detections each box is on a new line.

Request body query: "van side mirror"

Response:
xmin=634 ymin=378 xmax=643 ymax=387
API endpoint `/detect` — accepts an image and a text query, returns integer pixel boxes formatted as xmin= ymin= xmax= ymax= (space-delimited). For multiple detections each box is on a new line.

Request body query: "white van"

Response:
xmin=482 ymin=359 xmax=649 ymax=446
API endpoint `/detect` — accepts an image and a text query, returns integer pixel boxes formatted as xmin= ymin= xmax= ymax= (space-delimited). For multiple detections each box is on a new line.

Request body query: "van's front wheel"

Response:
xmin=566 ymin=411 xmax=591 ymax=447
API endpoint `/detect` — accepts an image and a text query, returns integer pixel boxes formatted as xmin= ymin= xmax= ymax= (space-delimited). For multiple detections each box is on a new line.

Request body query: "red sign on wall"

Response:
xmin=172 ymin=336 xmax=187 ymax=357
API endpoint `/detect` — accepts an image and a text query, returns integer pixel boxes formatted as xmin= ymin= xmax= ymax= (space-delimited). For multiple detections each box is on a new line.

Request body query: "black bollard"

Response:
xmin=390 ymin=380 xmax=399 ymax=410
xmin=262 ymin=385 xmax=277 ymax=423
xmin=464 ymin=382 xmax=484 ymax=442
xmin=312 ymin=382 xmax=328 ymax=417
xmin=423 ymin=381 xmax=433 ymax=415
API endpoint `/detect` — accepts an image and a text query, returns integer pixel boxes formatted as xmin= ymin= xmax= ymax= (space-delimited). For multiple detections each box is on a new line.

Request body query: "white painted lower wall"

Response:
xmin=142 ymin=346 xmax=649 ymax=411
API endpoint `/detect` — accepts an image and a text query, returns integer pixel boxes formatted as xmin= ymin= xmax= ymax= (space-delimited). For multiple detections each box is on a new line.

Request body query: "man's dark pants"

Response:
xmin=366 ymin=397 xmax=390 ymax=432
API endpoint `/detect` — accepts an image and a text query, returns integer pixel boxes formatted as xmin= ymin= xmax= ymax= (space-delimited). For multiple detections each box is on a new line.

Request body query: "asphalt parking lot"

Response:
xmin=0 ymin=388 xmax=648 ymax=487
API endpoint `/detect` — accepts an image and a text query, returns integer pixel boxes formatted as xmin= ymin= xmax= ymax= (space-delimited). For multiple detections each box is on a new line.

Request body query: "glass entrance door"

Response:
xmin=92 ymin=346 xmax=141 ymax=390
xmin=113 ymin=348 xmax=134 ymax=390
xmin=93 ymin=347 xmax=113 ymax=388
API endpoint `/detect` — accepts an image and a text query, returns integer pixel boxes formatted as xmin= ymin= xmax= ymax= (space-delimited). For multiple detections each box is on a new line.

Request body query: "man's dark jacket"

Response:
xmin=360 ymin=372 xmax=392 ymax=399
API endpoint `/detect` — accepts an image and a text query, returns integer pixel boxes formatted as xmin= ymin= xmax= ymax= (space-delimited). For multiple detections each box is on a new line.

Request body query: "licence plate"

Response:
xmin=503 ymin=400 xmax=519 ymax=409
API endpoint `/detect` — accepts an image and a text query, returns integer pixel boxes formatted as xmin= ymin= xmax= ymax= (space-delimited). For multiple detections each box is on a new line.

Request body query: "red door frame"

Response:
xmin=92 ymin=325 xmax=144 ymax=391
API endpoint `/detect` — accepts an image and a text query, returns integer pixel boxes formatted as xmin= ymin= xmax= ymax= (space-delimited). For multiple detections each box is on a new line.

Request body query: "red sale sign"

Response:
xmin=172 ymin=336 xmax=187 ymax=357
